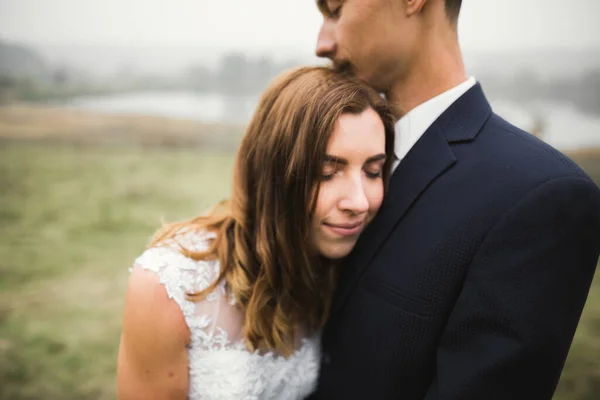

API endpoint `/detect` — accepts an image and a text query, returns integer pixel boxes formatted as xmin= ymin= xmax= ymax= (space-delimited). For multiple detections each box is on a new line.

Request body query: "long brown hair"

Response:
xmin=151 ymin=66 xmax=395 ymax=356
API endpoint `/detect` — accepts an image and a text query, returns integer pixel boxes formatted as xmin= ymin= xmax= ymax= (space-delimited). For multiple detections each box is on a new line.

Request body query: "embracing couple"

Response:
xmin=116 ymin=1 xmax=600 ymax=399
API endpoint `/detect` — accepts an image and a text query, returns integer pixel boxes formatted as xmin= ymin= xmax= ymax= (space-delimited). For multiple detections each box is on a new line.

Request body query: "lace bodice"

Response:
xmin=132 ymin=230 xmax=321 ymax=399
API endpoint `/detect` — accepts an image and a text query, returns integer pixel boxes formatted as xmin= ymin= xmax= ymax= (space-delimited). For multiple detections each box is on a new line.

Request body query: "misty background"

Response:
xmin=1 ymin=1 xmax=600 ymax=400
xmin=1 ymin=0 xmax=600 ymax=147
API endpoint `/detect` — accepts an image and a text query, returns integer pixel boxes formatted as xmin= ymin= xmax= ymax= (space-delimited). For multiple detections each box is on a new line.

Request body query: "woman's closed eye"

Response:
xmin=363 ymin=156 xmax=386 ymax=179
xmin=321 ymin=154 xmax=385 ymax=181
xmin=321 ymin=167 xmax=382 ymax=181
xmin=321 ymin=168 xmax=338 ymax=181
xmin=321 ymin=158 xmax=341 ymax=181
xmin=364 ymin=169 xmax=383 ymax=179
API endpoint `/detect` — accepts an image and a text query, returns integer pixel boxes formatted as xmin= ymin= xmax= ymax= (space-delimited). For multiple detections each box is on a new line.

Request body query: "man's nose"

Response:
xmin=316 ymin=20 xmax=336 ymax=59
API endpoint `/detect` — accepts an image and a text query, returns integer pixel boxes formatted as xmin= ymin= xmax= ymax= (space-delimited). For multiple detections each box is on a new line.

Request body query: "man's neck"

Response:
xmin=386 ymin=36 xmax=467 ymax=119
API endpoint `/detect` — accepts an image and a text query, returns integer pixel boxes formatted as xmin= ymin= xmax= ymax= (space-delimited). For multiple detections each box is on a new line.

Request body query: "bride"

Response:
xmin=116 ymin=66 xmax=395 ymax=399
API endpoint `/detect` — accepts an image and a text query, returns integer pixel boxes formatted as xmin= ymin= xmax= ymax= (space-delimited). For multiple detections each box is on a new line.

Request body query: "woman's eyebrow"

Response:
xmin=365 ymin=154 xmax=387 ymax=164
xmin=324 ymin=155 xmax=348 ymax=165
xmin=323 ymin=154 xmax=387 ymax=165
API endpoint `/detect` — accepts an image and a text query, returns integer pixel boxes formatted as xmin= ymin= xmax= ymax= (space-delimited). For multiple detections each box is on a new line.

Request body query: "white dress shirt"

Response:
xmin=392 ymin=77 xmax=477 ymax=172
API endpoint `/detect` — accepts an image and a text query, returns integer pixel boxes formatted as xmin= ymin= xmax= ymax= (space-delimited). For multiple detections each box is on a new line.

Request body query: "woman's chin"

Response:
xmin=318 ymin=242 xmax=357 ymax=260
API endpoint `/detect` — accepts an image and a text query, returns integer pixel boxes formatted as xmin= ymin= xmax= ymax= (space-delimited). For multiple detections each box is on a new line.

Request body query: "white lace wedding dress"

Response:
xmin=131 ymin=230 xmax=321 ymax=400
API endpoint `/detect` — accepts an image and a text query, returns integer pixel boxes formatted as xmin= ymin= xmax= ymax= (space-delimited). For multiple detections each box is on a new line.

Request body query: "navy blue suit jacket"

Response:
xmin=309 ymin=84 xmax=600 ymax=399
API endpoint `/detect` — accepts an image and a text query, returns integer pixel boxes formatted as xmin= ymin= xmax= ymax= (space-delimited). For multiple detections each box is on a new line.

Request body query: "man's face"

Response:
xmin=315 ymin=0 xmax=416 ymax=93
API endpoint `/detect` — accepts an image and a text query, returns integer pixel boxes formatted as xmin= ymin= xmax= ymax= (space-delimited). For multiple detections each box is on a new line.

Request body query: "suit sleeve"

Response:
xmin=424 ymin=176 xmax=600 ymax=400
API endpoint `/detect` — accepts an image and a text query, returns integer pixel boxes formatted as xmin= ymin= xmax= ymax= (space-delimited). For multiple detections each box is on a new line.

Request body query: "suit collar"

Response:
xmin=438 ymin=83 xmax=492 ymax=143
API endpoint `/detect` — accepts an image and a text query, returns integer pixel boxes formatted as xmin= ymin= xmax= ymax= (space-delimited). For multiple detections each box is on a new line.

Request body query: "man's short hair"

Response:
xmin=445 ymin=0 xmax=462 ymax=21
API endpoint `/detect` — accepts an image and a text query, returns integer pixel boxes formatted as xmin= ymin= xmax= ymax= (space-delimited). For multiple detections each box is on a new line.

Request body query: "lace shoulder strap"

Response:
xmin=132 ymin=230 xmax=243 ymax=349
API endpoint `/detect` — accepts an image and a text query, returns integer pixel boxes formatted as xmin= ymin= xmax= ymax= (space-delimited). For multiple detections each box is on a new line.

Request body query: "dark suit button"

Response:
xmin=322 ymin=353 xmax=331 ymax=364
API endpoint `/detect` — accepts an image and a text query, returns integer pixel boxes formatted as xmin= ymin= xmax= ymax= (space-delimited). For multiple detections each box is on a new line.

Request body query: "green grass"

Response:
xmin=0 ymin=143 xmax=598 ymax=399
xmin=0 ymin=143 xmax=234 ymax=399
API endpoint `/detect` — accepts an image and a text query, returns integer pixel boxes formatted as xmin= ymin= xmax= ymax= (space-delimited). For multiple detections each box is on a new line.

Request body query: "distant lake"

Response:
xmin=59 ymin=91 xmax=260 ymax=124
xmin=491 ymin=100 xmax=600 ymax=151
xmin=57 ymin=91 xmax=600 ymax=151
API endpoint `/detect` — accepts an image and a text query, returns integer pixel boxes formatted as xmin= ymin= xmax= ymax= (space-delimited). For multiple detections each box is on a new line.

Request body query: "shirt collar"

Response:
xmin=394 ymin=77 xmax=477 ymax=164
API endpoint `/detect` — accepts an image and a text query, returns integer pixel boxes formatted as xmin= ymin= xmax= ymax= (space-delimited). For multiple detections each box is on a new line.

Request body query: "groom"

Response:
xmin=309 ymin=0 xmax=600 ymax=399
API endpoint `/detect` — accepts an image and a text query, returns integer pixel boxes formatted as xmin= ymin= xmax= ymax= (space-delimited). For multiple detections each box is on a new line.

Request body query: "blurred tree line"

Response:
xmin=1 ymin=38 xmax=599 ymax=117
xmin=0 ymin=39 xmax=299 ymax=103
xmin=184 ymin=53 xmax=299 ymax=95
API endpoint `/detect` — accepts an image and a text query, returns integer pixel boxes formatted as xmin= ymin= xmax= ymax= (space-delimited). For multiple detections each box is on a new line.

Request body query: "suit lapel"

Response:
xmin=330 ymin=83 xmax=493 ymax=312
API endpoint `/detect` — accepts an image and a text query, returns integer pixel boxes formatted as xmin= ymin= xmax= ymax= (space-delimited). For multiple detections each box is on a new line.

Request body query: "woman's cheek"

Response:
xmin=368 ymin=181 xmax=385 ymax=212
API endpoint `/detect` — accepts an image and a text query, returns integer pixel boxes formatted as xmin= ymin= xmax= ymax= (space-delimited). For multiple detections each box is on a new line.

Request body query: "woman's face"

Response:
xmin=311 ymin=107 xmax=387 ymax=259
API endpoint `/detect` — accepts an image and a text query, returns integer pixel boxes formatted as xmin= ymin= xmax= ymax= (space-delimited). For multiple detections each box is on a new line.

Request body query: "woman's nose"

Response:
xmin=339 ymin=179 xmax=369 ymax=215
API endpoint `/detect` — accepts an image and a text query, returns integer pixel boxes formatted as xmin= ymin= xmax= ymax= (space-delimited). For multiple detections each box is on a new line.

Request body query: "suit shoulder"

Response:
xmin=477 ymin=112 xmax=592 ymax=181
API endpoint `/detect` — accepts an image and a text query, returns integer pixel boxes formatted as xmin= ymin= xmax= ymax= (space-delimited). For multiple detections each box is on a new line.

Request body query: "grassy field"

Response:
xmin=0 ymin=106 xmax=599 ymax=399
xmin=0 ymin=143 xmax=235 ymax=399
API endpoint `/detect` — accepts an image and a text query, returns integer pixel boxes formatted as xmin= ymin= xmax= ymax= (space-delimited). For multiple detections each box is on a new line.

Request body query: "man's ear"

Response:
xmin=405 ymin=0 xmax=428 ymax=17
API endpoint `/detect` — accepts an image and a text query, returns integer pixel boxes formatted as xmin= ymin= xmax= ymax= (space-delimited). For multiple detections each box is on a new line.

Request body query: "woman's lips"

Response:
xmin=323 ymin=221 xmax=364 ymax=237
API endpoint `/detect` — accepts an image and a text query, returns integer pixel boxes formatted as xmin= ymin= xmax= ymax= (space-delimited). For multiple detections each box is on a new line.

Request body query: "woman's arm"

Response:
xmin=117 ymin=266 xmax=191 ymax=400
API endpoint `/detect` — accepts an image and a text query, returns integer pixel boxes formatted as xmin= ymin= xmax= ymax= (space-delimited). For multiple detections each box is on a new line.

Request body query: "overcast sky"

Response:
xmin=1 ymin=0 xmax=599 ymax=52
